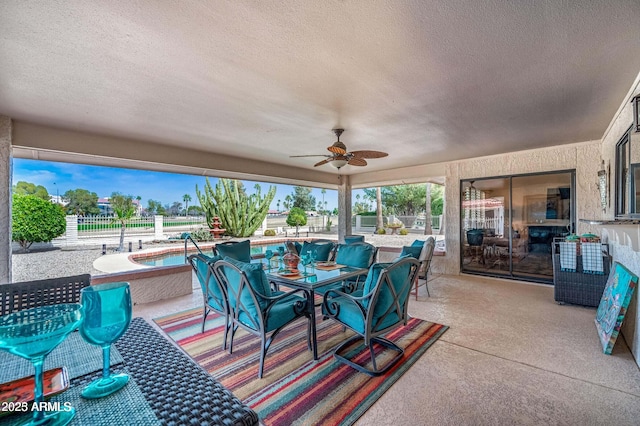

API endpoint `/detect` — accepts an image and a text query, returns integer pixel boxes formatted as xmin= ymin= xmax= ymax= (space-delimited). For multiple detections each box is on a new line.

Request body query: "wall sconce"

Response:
xmin=632 ymin=94 xmax=640 ymax=133
xmin=598 ymin=160 xmax=609 ymax=212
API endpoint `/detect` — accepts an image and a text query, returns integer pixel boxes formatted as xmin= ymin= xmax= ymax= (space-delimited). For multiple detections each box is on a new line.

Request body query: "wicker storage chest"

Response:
xmin=552 ymin=241 xmax=610 ymax=307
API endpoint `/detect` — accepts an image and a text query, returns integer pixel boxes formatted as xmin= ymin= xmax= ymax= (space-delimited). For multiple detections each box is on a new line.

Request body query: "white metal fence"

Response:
xmin=74 ymin=215 xmax=207 ymax=237
xmin=59 ymin=213 xmax=443 ymax=243
xmin=68 ymin=214 xmax=331 ymax=239
xmin=351 ymin=214 xmax=442 ymax=231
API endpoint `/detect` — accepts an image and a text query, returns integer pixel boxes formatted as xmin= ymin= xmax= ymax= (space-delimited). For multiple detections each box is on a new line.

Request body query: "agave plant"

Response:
xmin=196 ymin=178 xmax=276 ymax=238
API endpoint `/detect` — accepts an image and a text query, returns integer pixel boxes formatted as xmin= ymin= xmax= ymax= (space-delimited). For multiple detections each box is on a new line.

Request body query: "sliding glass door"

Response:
xmin=461 ymin=178 xmax=511 ymax=277
xmin=461 ymin=171 xmax=575 ymax=283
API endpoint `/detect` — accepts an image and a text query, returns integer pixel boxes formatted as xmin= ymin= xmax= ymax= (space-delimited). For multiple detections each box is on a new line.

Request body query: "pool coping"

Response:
xmin=93 ymin=237 xmax=317 ymax=274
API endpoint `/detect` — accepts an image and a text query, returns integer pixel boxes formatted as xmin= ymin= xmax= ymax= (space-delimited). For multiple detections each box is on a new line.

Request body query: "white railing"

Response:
xmin=265 ymin=215 xmax=332 ymax=234
xmin=74 ymin=215 xmax=207 ymax=237
xmin=462 ymin=217 xmax=502 ymax=233
xmin=351 ymin=214 xmax=443 ymax=232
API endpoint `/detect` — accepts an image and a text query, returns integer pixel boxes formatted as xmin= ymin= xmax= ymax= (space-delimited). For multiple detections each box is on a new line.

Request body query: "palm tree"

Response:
xmin=424 ymin=183 xmax=433 ymax=234
xmin=376 ymin=187 xmax=383 ymax=232
xmin=183 ymin=194 xmax=192 ymax=216
xmin=111 ymin=193 xmax=137 ymax=252
xmin=277 ymin=199 xmax=281 ymax=213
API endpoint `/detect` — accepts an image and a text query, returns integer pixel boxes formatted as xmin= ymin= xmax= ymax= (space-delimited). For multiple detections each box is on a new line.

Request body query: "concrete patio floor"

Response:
xmin=134 ymin=273 xmax=640 ymax=425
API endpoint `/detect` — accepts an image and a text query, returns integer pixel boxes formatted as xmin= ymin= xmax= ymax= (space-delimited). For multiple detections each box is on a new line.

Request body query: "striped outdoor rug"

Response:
xmin=154 ymin=308 xmax=448 ymax=425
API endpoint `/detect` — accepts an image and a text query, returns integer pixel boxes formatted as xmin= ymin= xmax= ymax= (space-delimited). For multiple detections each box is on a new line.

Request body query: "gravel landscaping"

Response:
xmin=11 ymin=247 xmax=105 ymax=282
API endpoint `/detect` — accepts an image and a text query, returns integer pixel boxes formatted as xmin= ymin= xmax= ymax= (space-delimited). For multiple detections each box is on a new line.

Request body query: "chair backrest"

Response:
xmin=0 ymin=274 xmax=91 ymax=316
xmin=215 ymin=240 xmax=251 ymax=262
xmin=419 ymin=237 xmax=436 ymax=276
xmin=188 ymin=253 xmax=226 ymax=309
xmin=362 ymin=257 xmax=420 ymax=333
xmin=344 ymin=235 xmax=365 ymax=244
xmin=212 ymin=258 xmax=272 ymax=331
xmin=335 ymin=242 xmax=377 ymax=269
xmin=300 ymin=240 xmax=336 ymax=262
xmin=285 ymin=240 xmax=299 ymax=255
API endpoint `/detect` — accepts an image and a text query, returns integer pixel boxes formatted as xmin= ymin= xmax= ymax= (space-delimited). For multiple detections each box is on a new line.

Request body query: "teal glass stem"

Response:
xmin=102 ymin=345 xmax=111 ymax=379
xmin=32 ymin=356 xmax=45 ymax=422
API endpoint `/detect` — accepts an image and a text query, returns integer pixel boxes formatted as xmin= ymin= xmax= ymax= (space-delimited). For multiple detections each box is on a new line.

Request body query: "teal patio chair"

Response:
xmin=413 ymin=237 xmax=435 ymax=299
xmin=344 ymin=235 xmax=365 ymax=244
xmin=332 ymin=242 xmax=378 ymax=292
xmin=322 ymin=256 xmax=420 ymax=376
xmin=215 ymin=239 xmax=251 ymax=262
xmin=188 ymin=254 xmax=230 ymax=348
xmin=212 ymin=257 xmax=311 ymax=378
xmin=299 ymin=239 xmax=336 ymax=262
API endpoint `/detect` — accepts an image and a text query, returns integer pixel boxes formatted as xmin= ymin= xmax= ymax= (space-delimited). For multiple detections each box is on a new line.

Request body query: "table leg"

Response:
xmin=308 ymin=289 xmax=318 ymax=360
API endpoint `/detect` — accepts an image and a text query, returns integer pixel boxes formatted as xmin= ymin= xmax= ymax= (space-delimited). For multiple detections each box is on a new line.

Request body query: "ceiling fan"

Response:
xmin=290 ymin=129 xmax=388 ymax=169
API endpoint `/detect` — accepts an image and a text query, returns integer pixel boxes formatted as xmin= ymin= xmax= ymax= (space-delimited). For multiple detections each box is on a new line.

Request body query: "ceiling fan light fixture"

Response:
xmin=289 ymin=127 xmax=387 ymax=169
xmin=331 ymin=158 xmax=348 ymax=169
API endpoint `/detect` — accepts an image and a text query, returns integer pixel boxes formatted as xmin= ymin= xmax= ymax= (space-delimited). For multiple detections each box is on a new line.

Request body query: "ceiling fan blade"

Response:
xmin=327 ymin=141 xmax=347 ymax=155
xmin=290 ymin=154 xmax=331 ymax=158
xmin=348 ymin=157 xmax=367 ymax=166
xmin=314 ymin=159 xmax=331 ymax=167
xmin=350 ymin=150 xmax=389 ymax=159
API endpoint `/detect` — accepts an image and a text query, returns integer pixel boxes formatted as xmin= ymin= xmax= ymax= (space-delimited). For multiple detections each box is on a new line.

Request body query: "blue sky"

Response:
xmin=13 ymin=159 xmax=367 ymax=211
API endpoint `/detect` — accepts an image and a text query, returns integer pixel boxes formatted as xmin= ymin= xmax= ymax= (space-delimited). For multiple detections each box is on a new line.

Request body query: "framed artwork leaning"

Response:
xmin=595 ymin=262 xmax=639 ymax=355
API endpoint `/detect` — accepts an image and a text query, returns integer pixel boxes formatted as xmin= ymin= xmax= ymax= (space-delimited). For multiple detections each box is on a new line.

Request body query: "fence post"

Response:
xmin=154 ymin=215 xmax=164 ymax=239
xmin=66 ymin=215 xmax=78 ymax=245
xmin=355 ymin=215 xmax=362 ymax=231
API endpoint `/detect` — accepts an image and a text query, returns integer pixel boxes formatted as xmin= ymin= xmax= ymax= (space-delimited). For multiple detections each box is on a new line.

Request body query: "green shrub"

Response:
xmin=287 ymin=207 xmax=307 ymax=236
xmin=326 ymin=217 xmax=332 ymax=231
xmin=399 ymin=228 xmax=409 ymax=235
xmin=12 ymin=194 xmax=66 ymax=250
xmin=376 ymin=228 xmax=386 ymax=235
xmin=190 ymin=227 xmax=214 ymax=241
xmin=263 ymin=229 xmax=276 ymax=236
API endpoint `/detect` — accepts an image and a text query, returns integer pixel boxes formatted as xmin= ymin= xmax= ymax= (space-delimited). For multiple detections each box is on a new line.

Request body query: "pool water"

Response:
xmin=138 ymin=243 xmax=288 ymax=267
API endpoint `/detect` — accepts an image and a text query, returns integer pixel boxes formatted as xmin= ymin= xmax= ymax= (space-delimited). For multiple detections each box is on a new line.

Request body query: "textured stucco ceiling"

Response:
xmin=1 ymin=0 xmax=640 ymax=178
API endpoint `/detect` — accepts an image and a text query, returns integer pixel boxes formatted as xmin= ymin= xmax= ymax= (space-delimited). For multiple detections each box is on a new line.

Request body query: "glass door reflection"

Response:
xmin=511 ymin=172 xmax=573 ymax=281
xmin=461 ymin=178 xmax=511 ymax=277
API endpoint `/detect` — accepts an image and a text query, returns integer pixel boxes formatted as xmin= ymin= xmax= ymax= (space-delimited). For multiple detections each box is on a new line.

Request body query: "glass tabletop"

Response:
xmin=264 ymin=263 xmax=366 ymax=289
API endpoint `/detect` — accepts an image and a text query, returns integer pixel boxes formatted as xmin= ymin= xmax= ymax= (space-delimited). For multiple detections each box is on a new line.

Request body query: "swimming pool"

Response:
xmin=137 ymin=242 xmax=289 ymax=267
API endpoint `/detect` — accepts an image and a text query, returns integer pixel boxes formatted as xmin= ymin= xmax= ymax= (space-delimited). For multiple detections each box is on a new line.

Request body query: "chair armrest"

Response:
xmin=260 ymin=287 xmax=307 ymax=302
xmin=261 ymin=287 xmax=308 ymax=317
xmin=322 ymin=287 xmax=372 ymax=318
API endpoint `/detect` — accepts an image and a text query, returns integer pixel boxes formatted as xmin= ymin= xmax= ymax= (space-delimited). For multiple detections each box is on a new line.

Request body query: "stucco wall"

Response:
xmin=0 ymin=117 xmax=12 ymax=283
xmin=442 ymin=140 xmax=603 ymax=276
xmin=600 ymin=81 xmax=640 ymax=368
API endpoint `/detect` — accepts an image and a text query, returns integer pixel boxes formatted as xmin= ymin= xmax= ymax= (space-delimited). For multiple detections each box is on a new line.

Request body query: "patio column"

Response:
xmin=0 ymin=116 xmax=12 ymax=283
xmin=337 ymin=175 xmax=352 ymax=242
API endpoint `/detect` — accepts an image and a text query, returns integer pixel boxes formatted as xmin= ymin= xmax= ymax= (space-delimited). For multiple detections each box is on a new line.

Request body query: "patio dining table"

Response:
xmin=266 ymin=263 xmax=368 ymax=360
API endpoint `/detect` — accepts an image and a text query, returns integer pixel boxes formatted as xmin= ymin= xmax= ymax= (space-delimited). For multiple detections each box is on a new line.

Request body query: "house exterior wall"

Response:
xmin=438 ymin=77 xmax=640 ymax=368
xmin=0 ymin=116 xmax=12 ymax=283
xmin=600 ymin=81 xmax=640 ymax=368
xmin=442 ymin=140 xmax=603 ymax=277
